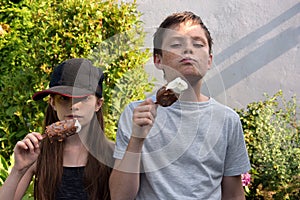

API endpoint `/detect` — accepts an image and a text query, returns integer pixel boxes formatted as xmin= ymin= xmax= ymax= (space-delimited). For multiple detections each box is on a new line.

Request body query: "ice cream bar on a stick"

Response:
xmin=156 ymin=77 xmax=188 ymax=107
xmin=43 ymin=119 xmax=81 ymax=143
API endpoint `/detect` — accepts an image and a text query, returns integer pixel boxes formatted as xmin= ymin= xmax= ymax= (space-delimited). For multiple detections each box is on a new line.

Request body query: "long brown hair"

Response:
xmin=34 ymin=100 xmax=114 ymax=200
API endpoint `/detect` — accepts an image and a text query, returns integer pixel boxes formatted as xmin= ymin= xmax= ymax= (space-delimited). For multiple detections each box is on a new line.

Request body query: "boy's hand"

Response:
xmin=132 ymin=98 xmax=158 ymax=139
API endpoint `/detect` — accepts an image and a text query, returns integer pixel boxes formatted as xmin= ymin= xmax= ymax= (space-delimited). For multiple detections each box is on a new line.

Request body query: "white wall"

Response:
xmin=128 ymin=0 xmax=300 ymax=109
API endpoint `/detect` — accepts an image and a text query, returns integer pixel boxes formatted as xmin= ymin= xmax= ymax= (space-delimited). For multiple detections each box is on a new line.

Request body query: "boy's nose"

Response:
xmin=183 ymin=41 xmax=193 ymax=54
xmin=183 ymin=48 xmax=193 ymax=54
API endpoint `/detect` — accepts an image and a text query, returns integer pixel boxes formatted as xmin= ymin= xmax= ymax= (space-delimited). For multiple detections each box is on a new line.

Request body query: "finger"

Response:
xmin=136 ymin=110 xmax=155 ymax=120
xmin=26 ymin=132 xmax=43 ymax=141
xmin=15 ymin=141 xmax=29 ymax=151
xmin=140 ymin=98 xmax=155 ymax=106
xmin=136 ymin=103 xmax=157 ymax=114
xmin=134 ymin=111 xmax=153 ymax=120
xmin=134 ymin=111 xmax=155 ymax=126
xmin=134 ymin=118 xmax=155 ymax=127
xmin=23 ymin=138 xmax=35 ymax=153
xmin=30 ymin=132 xmax=43 ymax=140
xmin=149 ymin=104 xmax=158 ymax=117
xmin=24 ymin=133 xmax=42 ymax=148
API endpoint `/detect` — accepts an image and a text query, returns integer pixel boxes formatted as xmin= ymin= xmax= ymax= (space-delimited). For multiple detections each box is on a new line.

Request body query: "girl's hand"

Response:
xmin=13 ymin=132 xmax=43 ymax=173
xmin=132 ymin=98 xmax=158 ymax=139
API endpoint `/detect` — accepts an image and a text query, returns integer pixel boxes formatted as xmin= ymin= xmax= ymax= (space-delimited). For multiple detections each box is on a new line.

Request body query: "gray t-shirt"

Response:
xmin=114 ymin=97 xmax=251 ymax=199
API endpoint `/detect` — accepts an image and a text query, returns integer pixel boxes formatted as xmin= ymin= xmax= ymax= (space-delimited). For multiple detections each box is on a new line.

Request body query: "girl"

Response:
xmin=0 ymin=58 xmax=114 ymax=200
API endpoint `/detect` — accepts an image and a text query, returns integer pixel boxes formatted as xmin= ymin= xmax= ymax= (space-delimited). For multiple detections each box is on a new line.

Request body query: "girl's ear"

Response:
xmin=95 ymin=97 xmax=104 ymax=112
xmin=154 ymin=54 xmax=163 ymax=70
xmin=49 ymin=96 xmax=57 ymax=111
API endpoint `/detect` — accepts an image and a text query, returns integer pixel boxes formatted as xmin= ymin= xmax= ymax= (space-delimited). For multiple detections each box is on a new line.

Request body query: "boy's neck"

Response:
xmin=179 ymin=79 xmax=209 ymax=102
xmin=180 ymin=90 xmax=209 ymax=102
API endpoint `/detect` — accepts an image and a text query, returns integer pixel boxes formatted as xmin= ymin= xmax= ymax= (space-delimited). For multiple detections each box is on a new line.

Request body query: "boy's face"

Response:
xmin=155 ymin=21 xmax=212 ymax=83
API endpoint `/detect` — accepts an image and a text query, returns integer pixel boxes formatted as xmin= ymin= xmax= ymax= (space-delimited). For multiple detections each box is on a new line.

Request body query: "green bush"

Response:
xmin=0 ymin=0 xmax=153 ymax=196
xmin=0 ymin=0 xmax=153 ymax=162
xmin=236 ymin=91 xmax=300 ymax=199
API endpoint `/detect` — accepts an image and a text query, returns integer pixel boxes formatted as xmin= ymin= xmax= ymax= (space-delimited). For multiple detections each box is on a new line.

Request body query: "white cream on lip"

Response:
xmin=74 ymin=119 xmax=82 ymax=133
xmin=166 ymin=77 xmax=188 ymax=93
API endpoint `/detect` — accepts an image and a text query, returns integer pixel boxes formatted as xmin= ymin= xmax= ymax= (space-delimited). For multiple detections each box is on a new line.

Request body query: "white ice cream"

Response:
xmin=166 ymin=77 xmax=188 ymax=94
xmin=74 ymin=119 xmax=82 ymax=133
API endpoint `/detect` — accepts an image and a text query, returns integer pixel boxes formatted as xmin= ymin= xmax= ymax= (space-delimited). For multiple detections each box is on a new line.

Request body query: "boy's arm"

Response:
xmin=221 ymin=175 xmax=246 ymax=200
xmin=110 ymin=99 xmax=157 ymax=200
xmin=109 ymin=137 xmax=144 ymax=200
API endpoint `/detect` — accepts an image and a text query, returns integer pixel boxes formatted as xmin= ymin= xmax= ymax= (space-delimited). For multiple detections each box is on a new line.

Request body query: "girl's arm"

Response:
xmin=0 ymin=164 xmax=35 ymax=200
xmin=0 ymin=132 xmax=42 ymax=200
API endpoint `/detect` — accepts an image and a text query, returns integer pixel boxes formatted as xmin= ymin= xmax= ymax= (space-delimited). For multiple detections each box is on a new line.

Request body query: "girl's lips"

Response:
xmin=65 ymin=115 xmax=82 ymax=119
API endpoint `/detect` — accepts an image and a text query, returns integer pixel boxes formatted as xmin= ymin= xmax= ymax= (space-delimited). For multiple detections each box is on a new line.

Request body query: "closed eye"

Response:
xmin=193 ymin=43 xmax=204 ymax=48
xmin=170 ymin=43 xmax=182 ymax=48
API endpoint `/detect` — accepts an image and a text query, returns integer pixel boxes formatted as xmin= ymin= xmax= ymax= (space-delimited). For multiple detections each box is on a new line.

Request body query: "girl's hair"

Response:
xmin=34 ymin=98 xmax=114 ymax=200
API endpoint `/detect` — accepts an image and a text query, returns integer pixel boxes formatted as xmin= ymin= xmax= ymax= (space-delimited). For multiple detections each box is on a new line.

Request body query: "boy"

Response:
xmin=110 ymin=11 xmax=250 ymax=200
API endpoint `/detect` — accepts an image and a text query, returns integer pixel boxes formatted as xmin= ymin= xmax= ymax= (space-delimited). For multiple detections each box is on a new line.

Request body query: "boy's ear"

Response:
xmin=154 ymin=54 xmax=163 ymax=70
xmin=208 ymin=53 xmax=213 ymax=70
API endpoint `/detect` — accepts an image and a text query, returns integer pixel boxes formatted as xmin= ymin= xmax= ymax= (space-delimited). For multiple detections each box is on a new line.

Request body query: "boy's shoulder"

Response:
xmin=209 ymin=98 xmax=241 ymax=120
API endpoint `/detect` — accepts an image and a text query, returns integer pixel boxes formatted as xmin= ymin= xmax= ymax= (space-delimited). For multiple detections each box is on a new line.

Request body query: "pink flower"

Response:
xmin=241 ymin=172 xmax=251 ymax=186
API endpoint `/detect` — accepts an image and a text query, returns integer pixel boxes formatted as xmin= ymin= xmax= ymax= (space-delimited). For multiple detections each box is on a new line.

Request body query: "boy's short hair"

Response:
xmin=153 ymin=11 xmax=213 ymax=56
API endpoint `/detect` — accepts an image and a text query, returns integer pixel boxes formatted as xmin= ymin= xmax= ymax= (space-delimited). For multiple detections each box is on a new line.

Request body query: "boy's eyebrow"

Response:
xmin=167 ymin=35 xmax=207 ymax=44
xmin=191 ymin=36 xmax=207 ymax=44
xmin=167 ymin=36 xmax=184 ymax=41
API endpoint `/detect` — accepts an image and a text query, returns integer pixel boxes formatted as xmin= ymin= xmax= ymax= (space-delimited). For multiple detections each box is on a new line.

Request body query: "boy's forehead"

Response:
xmin=163 ymin=22 xmax=207 ymax=40
xmin=168 ymin=20 xmax=200 ymax=30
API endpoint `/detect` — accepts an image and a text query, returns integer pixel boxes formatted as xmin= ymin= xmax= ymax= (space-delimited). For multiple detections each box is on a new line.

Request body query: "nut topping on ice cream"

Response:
xmin=44 ymin=119 xmax=81 ymax=143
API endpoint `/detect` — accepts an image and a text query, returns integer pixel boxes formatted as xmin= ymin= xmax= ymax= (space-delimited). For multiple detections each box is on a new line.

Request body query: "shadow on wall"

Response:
xmin=203 ymin=2 xmax=300 ymax=97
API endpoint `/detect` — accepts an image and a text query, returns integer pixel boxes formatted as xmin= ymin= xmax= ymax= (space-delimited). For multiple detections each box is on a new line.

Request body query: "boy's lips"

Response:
xmin=180 ymin=57 xmax=196 ymax=63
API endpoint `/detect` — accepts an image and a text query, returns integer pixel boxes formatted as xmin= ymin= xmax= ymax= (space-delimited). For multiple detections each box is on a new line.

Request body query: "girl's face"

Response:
xmin=50 ymin=94 xmax=103 ymax=127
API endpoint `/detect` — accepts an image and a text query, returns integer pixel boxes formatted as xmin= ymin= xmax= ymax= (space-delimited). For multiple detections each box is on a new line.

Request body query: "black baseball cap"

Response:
xmin=32 ymin=58 xmax=104 ymax=100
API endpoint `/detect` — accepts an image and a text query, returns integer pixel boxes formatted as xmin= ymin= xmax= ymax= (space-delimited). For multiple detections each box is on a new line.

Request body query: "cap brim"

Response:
xmin=32 ymin=86 xmax=94 ymax=101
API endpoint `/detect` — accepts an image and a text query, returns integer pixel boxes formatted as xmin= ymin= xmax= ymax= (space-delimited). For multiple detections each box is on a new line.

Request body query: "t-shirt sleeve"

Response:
xmin=223 ymin=112 xmax=251 ymax=176
xmin=113 ymin=103 xmax=135 ymax=160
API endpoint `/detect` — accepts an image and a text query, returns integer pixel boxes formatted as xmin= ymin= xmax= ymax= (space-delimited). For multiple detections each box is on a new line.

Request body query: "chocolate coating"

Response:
xmin=156 ymin=86 xmax=178 ymax=107
xmin=45 ymin=119 xmax=79 ymax=143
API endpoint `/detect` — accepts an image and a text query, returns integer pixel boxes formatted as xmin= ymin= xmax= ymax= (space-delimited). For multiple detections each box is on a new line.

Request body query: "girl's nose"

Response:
xmin=70 ymin=99 xmax=81 ymax=110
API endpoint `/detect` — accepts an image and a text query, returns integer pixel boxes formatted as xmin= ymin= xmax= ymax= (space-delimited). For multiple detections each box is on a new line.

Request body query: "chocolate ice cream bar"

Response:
xmin=156 ymin=77 xmax=188 ymax=107
xmin=44 ymin=119 xmax=81 ymax=143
